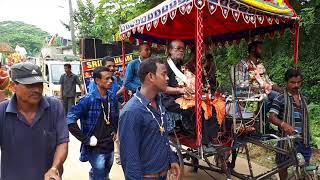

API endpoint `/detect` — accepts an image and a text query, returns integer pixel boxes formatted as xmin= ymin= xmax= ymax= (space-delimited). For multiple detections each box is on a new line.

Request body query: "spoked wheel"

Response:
xmin=167 ymin=141 xmax=185 ymax=180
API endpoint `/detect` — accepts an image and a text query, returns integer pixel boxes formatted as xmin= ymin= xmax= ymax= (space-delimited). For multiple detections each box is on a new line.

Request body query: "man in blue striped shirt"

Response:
xmin=269 ymin=68 xmax=311 ymax=180
xmin=119 ymin=58 xmax=181 ymax=180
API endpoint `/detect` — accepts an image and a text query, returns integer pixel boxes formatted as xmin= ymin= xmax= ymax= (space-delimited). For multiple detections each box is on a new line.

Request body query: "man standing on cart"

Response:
xmin=119 ymin=58 xmax=181 ymax=180
xmin=269 ymin=68 xmax=311 ymax=180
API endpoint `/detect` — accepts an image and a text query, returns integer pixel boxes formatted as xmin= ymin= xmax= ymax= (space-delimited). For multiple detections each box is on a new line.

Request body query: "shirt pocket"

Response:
xmin=145 ymin=117 xmax=162 ymax=135
xmin=43 ymin=129 xmax=57 ymax=153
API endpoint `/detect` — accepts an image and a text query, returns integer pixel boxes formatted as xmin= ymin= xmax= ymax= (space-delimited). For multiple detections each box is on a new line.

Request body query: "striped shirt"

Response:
xmin=235 ymin=60 xmax=250 ymax=88
xmin=270 ymin=94 xmax=303 ymax=129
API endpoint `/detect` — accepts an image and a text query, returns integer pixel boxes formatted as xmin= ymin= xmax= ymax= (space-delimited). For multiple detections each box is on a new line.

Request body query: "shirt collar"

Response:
xmin=6 ymin=95 xmax=50 ymax=113
xmin=66 ymin=73 xmax=74 ymax=77
xmin=135 ymin=88 xmax=162 ymax=108
xmin=91 ymin=83 xmax=111 ymax=101
xmin=138 ymin=57 xmax=142 ymax=62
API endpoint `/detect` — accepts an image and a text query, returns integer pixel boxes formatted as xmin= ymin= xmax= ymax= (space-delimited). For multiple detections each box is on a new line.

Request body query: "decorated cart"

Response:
xmin=119 ymin=0 xmax=316 ymax=179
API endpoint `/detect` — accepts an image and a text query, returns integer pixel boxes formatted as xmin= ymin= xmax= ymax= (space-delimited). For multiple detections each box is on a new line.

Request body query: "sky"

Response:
xmin=0 ymin=0 xmax=99 ymax=39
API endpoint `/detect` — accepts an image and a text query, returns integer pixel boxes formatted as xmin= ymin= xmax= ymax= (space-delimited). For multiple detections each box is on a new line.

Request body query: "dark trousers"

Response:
xmin=180 ymin=108 xmax=219 ymax=145
xmin=63 ymin=97 xmax=75 ymax=115
xmin=88 ymin=151 xmax=114 ymax=180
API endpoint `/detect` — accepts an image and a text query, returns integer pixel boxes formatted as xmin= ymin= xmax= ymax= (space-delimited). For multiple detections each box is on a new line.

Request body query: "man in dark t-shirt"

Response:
xmin=0 ymin=62 xmax=69 ymax=180
xmin=59 ymin=63 xmax=83 ymax=114
xmin=67 ymin=66 xmax=119 ymax=180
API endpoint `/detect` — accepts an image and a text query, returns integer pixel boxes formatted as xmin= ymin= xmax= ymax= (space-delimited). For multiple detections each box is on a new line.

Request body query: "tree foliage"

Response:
xmin=72 ymin=0 xmax=162 ymax=42
xmin=0 ymin=21 xmax=49 ymax=56
xmin=95 ymin=0 xmax=162 ymax=41
xmin=73 ymin=0 xmax=99 ymax=38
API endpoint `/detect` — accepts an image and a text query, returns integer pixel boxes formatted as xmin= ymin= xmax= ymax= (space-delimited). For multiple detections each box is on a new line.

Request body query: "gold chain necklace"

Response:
xmin=134 ymin=94 xmax=165 ymax=136
xmin=101 ymin=100 xmax=111 ymax=125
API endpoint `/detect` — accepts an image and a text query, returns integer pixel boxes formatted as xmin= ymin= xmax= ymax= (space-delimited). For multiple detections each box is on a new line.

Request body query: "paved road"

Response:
xmin=63 ymin=135 xmax=271 ymax=180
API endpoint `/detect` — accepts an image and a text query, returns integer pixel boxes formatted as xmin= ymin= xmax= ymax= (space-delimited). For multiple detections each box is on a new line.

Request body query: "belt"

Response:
xmin=144 ymin=170 xmax=167 ymax=178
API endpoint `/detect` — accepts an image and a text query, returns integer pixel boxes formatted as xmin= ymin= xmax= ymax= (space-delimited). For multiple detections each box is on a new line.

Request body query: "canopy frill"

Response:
xmin=120 ymin=0 xmax=299 ymax=45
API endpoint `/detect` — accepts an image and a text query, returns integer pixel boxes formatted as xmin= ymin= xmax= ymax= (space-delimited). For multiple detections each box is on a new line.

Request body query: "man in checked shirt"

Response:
xmin=234 ymin=41 xmax=282 ymax=99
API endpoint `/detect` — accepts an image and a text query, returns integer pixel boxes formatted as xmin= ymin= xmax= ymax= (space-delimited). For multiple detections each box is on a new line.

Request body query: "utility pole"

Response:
xmin=68 ymin=0 xmax=77 ymax=55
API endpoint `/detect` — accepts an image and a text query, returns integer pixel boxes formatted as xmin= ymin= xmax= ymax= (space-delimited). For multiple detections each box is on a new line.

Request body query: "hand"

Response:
xmin=264 ymin=83 xmax=272 ymax=94
xmin=281 ymin=122 xmax=295 ymax=135
xmin=184 ymin=86 xmax=194 ymax=96
xmin=117 ymin=86 xmax=126 ymax=96
xmin=120 ymin=102 xmax=126 ymax=109
xmin=44 ymin=168 xmax=60 ymax=180
xmin=112 ymin=132 xmax=117 ymax=142
xmin=178 ymin=87 xmax=193 ymax=96
xmin=116 ymin=90 xmax=122 ymax=96
xmin=169 ymin=163 xmax=181 ymax=180
xmin=89 ymin=136 xmax=98 ymax=146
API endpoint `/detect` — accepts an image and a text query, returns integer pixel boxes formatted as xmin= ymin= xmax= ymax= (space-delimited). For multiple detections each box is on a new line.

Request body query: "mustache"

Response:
xmin=29 ymin=92 xmax=42 ymax=97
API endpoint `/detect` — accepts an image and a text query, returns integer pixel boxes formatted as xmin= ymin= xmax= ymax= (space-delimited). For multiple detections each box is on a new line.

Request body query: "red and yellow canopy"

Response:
xmin=120 ymin=0 xmax=299 ymax=44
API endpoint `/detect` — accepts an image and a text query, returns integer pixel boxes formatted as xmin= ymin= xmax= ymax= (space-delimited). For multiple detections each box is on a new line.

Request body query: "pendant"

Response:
xmin=105 ymin=119 xmax=110 ymax=125
xmin=159 ymin=126 xmax=165 ymax=136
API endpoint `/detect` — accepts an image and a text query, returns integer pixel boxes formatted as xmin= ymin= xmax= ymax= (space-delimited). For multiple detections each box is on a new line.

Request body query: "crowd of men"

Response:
xmin=0 ymin=40 xmax=312 ymax=180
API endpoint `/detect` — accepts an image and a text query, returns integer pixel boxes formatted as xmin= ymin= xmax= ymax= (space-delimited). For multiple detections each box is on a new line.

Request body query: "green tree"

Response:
xmin=73 ymin=0 xmax=98 ymax=38
xmin=0 ymin=21 xmax=49 ymax=56
xmin=96 ymin=0 xmax=162 ymax=40
xmin=72 ymin=0 xmax=162 ymax=42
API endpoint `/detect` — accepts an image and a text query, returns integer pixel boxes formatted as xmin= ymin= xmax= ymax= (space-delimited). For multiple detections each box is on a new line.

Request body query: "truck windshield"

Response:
xmin=51 ymin=64 xmax=81 ymax=84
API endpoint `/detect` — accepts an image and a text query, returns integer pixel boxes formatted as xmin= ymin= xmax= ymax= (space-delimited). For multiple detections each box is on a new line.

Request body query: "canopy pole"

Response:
xmin=195 ymin=7 xmax=204 ymax=147
xmin=294 ymin=24 xmax=300 ymax=65
xmin=121 ymin=39 xmax=129 ymax=102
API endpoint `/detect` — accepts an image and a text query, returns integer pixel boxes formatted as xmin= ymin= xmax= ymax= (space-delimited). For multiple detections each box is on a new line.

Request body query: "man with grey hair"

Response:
xmin=163 ymin=40 xmax=219 ymax=148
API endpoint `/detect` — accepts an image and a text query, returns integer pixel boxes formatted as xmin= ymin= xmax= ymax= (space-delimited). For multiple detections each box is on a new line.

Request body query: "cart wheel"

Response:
xmin=191 ymin=157 xmax=199 ymax=172
xmin=168 ymin=141 xmax=184 ymax=180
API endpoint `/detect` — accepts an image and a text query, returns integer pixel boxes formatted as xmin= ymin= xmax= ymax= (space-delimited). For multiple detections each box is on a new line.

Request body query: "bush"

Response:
xmin=309 ymin=103 xmax=320 ymax=148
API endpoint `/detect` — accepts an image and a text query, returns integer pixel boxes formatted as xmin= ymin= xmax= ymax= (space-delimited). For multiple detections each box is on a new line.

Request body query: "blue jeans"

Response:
xmin=88 ymin=151 xmax=114 ymax=180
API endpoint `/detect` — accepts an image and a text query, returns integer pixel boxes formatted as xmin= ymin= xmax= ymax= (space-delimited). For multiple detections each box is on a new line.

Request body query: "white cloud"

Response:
xmin=0 ymin=0 xmax=100 ymax=39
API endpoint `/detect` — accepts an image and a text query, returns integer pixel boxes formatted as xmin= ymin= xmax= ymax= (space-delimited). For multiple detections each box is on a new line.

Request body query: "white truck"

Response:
xmin=40 ymin=46 xmax=82 ymax=99
xmin=42 ymin=60 xmax=82 ymax=98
